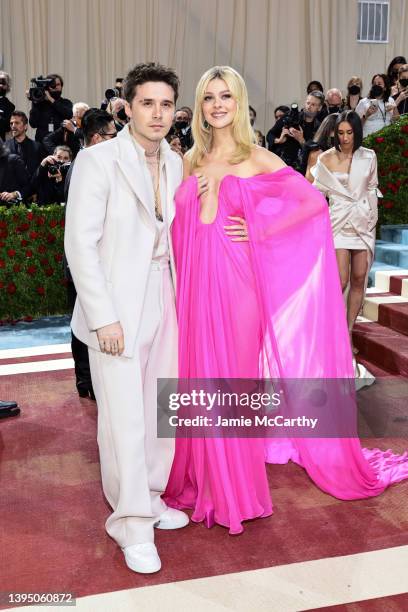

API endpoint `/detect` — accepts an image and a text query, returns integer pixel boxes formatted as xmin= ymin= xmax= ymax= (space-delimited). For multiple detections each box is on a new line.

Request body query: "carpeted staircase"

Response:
xmin=354 ymin=225 xmax=408 ymax=376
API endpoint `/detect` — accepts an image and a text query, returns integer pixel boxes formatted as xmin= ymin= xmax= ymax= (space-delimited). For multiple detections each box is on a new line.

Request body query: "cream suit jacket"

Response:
xmin=64 ymin=124 xmax=183 ymax=358
xmin=312 ymin=146 xmax=380 ymax=258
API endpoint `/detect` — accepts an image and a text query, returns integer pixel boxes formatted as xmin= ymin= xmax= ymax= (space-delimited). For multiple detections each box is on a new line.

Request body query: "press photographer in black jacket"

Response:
xmin=28 ymin=74 xmax=73 ymax=143
xmin=266 ymin=91 xmax=324 ymax=169
xmin=32 ymin=145 xmax=72 ymax=205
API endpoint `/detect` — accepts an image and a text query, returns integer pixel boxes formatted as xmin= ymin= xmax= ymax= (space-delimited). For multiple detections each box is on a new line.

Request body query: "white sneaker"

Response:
xmin=122 ymin=542 xmax=161 ymax=574
xmin=154 ymin=507 xmax=189 ymax=530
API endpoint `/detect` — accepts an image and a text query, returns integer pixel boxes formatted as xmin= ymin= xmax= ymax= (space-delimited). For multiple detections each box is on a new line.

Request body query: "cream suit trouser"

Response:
xmin=88 ymin=262 xmax=177 ymax=547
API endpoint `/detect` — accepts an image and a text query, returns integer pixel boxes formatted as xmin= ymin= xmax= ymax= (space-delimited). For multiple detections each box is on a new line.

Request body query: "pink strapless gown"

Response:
xmin=163 ymin=168 xmax=408 ymax=535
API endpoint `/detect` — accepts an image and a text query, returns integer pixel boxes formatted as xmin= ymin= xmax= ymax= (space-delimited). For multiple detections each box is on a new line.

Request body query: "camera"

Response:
xmin=47 ymin=160 xmax=71 ymax=177
xmin=282 ymin=103 xmax=301 ymax=130
xmin=28 ymin=76 xmax=56 ymax=103
xmin=101 ymin=87 xmax=120 ymax=111
xmin=105 ymin=88 xmax=120 ymax=101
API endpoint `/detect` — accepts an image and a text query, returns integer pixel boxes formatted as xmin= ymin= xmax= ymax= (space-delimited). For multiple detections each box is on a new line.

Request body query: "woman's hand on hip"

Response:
xmin=224 ymin=216 xmax=249 ymax=242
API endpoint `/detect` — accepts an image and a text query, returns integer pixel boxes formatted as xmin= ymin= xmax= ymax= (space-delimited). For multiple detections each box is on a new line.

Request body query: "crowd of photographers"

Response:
xmin=0 ymin=56 xmax=407 ymax=207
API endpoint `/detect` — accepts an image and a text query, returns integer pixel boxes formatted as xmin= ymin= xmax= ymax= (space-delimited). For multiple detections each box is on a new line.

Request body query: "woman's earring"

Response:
xmin=203 ymin=119 xmax=209 ymax=129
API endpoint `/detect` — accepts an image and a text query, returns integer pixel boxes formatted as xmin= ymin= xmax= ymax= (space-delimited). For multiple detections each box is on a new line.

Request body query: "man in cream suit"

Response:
xmin=65 ymin=63 xmax=188 ymax=574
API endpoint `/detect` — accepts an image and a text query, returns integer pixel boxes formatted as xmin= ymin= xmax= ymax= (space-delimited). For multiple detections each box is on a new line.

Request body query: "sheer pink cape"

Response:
xmin=166 ymin=168 xmax=408 ymax=517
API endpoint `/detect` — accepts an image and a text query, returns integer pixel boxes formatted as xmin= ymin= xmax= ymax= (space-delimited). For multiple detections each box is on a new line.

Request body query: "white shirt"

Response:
xmin=356 ymin=96 xmax=395 ymax=137
xmin=130 ymin=135 xmax=169 ymax=262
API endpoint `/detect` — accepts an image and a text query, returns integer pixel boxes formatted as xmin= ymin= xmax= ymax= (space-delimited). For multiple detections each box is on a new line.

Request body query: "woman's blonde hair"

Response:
xmin=398 ymin=64 xmax=408 ymax=77
xmin=189 ymin=65 xmax=256 ymax=169
xmin=347 ymin=76 xmax=363 ymax=90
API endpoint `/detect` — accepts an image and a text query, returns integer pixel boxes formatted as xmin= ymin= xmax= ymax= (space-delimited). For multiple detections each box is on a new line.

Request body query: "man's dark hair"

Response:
xmin=369 ymin=73 xmax=391 ymax=101
xmin=307 ymin=80 xmax=324 ymax=94
xmin=82 ymin=108 xmax=114 ymax=145
xmin=333 ymin=110 xmax=363 ymax=153
xmin=274 ymin=105 xmax=290 ymax=116
xmin=11 ymin=111 xmax=28 ymax=125
xmin=387 ymin=56 xmax=407 ymax=80
xmin=47 ymin=73 xmax=64 ymax=87
xmin=123 ymin=62 xmax=179 ymax=104
xmin=249 ymin=105 xmax=256 ymax=118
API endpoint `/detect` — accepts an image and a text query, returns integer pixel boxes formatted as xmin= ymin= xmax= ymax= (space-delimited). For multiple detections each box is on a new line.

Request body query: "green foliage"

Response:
xmin=0 ymin=204 xmax=67 ymax=321
xmin=363 ymin=115 xmax=408 ymax=227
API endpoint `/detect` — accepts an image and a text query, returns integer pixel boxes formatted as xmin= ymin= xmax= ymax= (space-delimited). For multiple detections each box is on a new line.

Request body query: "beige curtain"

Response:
xmin=1 ymin=0 xmax=407 ymax=134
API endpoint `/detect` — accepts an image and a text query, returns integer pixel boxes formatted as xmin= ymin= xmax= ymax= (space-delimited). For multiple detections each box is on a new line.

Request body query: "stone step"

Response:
xmin=378 ymin=302 xmax=408 ymax=337
xmin=368 ymin=261 xmax=406 ymax=288
xmin=353 ymin=322 xmax=408 ymax=376
xmin=380 ymin=224 xmax=408 ymax=245
xmin=362 ymin=295 xmax=407 ymax=322
xmin=374 ymin=269 xmax=408 ymax=292
xmin=374 ymin=242 xmax=408 ymax=268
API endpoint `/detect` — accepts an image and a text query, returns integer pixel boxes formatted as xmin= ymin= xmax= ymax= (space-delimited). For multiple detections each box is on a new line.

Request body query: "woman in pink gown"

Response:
xmin=163 ymin=66 xmax=408 ymax=535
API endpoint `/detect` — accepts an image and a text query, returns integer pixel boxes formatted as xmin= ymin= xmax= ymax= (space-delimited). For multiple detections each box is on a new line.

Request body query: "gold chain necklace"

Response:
xmin=146 ymin=149 xmax=163 ymax=221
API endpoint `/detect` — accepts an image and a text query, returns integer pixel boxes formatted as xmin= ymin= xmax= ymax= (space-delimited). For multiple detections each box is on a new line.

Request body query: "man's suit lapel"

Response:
xmin=115 ymin=126 xmax=155 ymax=224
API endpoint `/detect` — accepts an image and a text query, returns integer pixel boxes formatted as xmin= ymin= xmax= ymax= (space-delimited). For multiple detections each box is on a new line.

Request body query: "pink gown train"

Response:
xmin=163 ymin=168 xmax=408 ymax=534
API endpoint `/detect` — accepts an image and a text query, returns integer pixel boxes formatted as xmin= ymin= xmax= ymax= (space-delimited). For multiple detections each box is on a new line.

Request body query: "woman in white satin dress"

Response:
xmin=312 ymin=111 xmax=379 ymax=366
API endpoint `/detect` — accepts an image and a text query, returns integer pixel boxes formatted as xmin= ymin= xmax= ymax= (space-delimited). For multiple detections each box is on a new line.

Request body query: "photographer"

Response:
xmin=107 ymin=98 xmax=128 ymax=132
xmin=266 ymin=91 xmax=324 ymax=168
xmin=326 ymin=88 xmax=344 ymax=114
xmin=28 ymin=74 xmax=73 ymax=143
xmin=32 ymin=145 xmax=72 ymax=205
xmin=0 ymin=71 xmax=15 ymax=141
xmin=5 ymin=111 xmax=43 ymax=179
xmin=355 ymin=74 xmax=398 ymax=137
xmin=393 ymin=64 xmax=408 ymax=115
xmin=0 ymin=140 xmax=30 ymax=206
xmin=168 ymin=107 xmax=193 ymax=153
xmin=43 ymin=102 xmax=89 ymax=157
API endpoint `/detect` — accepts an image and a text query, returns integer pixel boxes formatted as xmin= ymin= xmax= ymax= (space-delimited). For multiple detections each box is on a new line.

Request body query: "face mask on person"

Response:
xmin=304 ymin=110 xmax=317 ymax=119
xmin=117 ymin=107 xmax=128 ymax=122
xmin=49 ymin=90 xmax=62 ymax=100
xmin=0 ymin=87 xmax=7 ymax=97
xmin=399 ymin=79 xmax=408 ymax=89
xmin=175 ymin=120 xmax=188 ymax=130
xmin=370 ymin=84 xmax=384 ymax=98
xmin=348 ymin=85 xmax=361 ymax=96
xmin=328 ymin=105 xmax=341 ymax=114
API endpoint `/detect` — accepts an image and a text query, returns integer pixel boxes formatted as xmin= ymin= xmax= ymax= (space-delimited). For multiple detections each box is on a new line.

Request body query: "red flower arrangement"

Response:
xmin=364 ymin=115 xmax=408 ymax=228
xmin=0 ymin=204 xmax=66 ymax=319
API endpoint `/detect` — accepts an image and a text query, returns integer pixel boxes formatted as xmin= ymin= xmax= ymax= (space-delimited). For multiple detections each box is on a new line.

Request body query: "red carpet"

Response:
xmin=1 ymin=369 xmax=408 ymax=606
xmin=353 ymin=322 xmax=408 ymax=375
